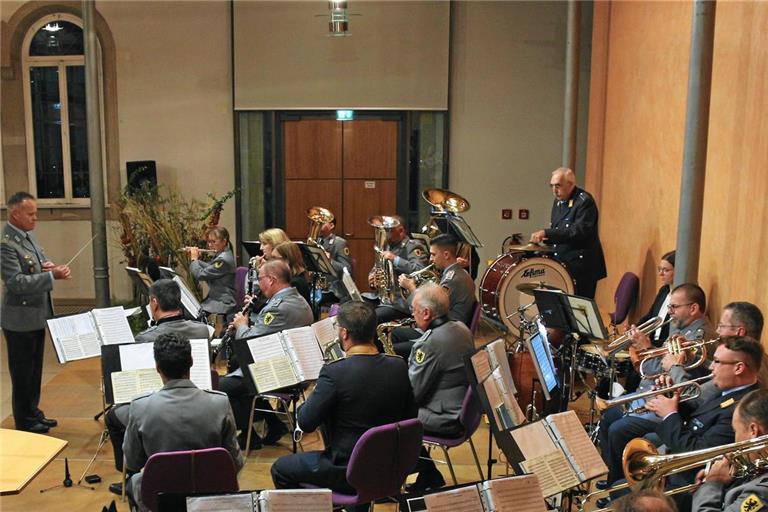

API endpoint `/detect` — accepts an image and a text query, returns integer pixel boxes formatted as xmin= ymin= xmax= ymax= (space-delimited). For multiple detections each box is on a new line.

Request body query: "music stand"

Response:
xmin=242 ymin=241 xmax=262 ymax=258
xmin=296 ymin=242 xmax=337 ymax=318
xmin=125 ymin=267 xmax=152 ymax=305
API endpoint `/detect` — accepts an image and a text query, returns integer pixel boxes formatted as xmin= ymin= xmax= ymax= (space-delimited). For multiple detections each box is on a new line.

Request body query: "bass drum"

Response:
xmin=480 ymin=253 xmax=574 ymax=338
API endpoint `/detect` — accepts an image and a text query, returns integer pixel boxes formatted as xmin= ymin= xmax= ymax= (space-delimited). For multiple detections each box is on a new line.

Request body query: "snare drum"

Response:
xmin=576 ymin=345 xmax=632 ymax=378
xmin=479 ymin=253 xmax=574 ymax=338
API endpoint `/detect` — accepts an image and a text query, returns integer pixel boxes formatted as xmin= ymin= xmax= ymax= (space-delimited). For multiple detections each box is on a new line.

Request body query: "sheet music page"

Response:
xmin=546 ymin=411 xmax=608 ymax=480
xmin=92 ymin=306 xmax=136 ymax=345
xmin=123 ymin=306 xmax=141 ymax=317
xmin=511 ymin=421 xmax=557 ymax=460
xmin=137 ymin=368 xmax=163 ymax=393
xmin=189 ymin=339 xmax=213 ymax=390
xmin=111 ymin=369 xmax=162 ymax=404
xmin=173 ymin=275 xmax=202 ymax=317
xmin=423 ymin=486 xmax=484 ymax=512
xmin=487 ymin=339 xmax=517 ymax=395
xmin=471 ymin=350 xmax=492 ymax=381
xmin=47 ymin=313 xmax=101 ymax=362
xmin=248 ymin=358 xmax=299 ymax=393
xmin=246 ymin=333 xmax=285 ymax=362
xmin=284 ymin=327 xmax=324 ymax=381
xmin=186 ymin=493 xmax=254 ymax=512
xmin=520 ymin=451 xmax=579 ymax=497
xmin=482 ymin=475 xmax=548 ymax=512
xmin=260 ymin=489 xmax=332 ymax=511
xmin=311 ymin=316 xmax=337 ymax=346
xmin=119 ymin=343 xmax=155 ymax=370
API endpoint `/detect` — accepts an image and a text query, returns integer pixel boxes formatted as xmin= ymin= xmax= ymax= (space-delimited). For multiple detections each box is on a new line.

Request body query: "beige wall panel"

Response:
xmin=698 ymin=1 xmax=768 ymax=317
xmin=233 ymin=1 xmax=449 ymax=110
xmin=588 ymin=1 xmax=691 ymax=320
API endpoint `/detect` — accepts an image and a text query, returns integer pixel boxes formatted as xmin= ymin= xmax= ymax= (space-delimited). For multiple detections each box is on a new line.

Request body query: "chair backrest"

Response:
xmin=469 ymin=301 xmax=482 ymax=334
xmin=610 ymin=272 xmax=640 ymax=325
xmin=328 ymin=303 xmax=340 ymax=317
xmin=345 ymin=418 xmax=423 ymax=502
xmin=458 ymin=386 xmax=482 ymax=439
xmin=234 ymin=266 xmax=249 ymax=311
xmin=140 ymin=447 xmax=238 ymax=512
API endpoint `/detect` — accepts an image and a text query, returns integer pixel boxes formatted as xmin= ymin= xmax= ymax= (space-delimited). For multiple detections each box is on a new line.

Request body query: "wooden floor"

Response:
xmin=0 ymin=324 xmax=537 ymax=512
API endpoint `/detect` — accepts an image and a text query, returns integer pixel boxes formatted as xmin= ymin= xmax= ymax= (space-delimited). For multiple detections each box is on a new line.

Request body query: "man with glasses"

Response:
xmin=271 ymin=301 xmax=416 ymax=511
xmin=529 ymin=167 xmax=606 ymax=298
xmin=219 ymin=260 xmax=313 ymax=449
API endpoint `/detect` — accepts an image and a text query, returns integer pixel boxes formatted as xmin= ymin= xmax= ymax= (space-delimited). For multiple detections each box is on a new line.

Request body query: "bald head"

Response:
xmin=550 ymin=167 xmax=576 ymax=201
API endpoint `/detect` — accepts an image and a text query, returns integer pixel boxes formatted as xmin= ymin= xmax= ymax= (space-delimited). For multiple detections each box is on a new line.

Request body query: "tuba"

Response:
xmin=306 ymin=206 xmax=335 ymax=246
xmin=368 ymin=215 xmax=401 ymax=305
xmin=420 ymin=188 xmax=473 ymax=260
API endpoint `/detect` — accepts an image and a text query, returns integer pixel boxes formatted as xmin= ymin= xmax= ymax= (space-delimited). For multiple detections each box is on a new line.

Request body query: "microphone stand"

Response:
xmin=40 ymin=457 xmax=94 ymax=493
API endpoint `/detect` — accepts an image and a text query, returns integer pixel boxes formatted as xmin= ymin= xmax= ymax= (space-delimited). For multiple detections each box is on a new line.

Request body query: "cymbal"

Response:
xmin=515 ymin=282 xmax=562 ymax=295
xmin=507 ymin=242 xmax=555 ymax=253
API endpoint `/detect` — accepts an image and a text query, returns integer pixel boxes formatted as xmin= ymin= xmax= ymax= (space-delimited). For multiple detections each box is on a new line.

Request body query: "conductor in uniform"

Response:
xmin=1 ymin=191 xmax=71 ymax=433
xmin=530 ymin=167 xmax=606 ymax=298
xmin=692 ymin=389 xmax=768 ymax=512
xmin=368 ymin=215 xmax=429 ymax=323
xmin=317 ymin=216 xmax=353 ymax=302
xmin=271 ymin=301 xmax=416 ymax=509
xmin=406 ymin=283 xmax=475 ymax=491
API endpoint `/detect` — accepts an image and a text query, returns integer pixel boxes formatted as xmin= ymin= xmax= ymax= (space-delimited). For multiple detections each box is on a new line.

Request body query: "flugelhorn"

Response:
xmin=400 ymin=263 xmax=440 ymax=298
xmin=638 ymin=336 xmax=721 ymax=379
xmin=598 ymin=316 xmax=674 ymax=357
xmin=600 ymin=375 xmax=712 ymax=415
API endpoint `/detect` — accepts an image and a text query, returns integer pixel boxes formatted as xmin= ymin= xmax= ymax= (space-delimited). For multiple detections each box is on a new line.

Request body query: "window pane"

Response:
xmin=29 ymin=20 xmax=83 ymax=56
xmin=67 ymin=66 xmax=89 ymax=198
xmin=29 ymin=66 xmax=64 ymax=199
xmin=411 ymin=112 xmax=446 ymax=227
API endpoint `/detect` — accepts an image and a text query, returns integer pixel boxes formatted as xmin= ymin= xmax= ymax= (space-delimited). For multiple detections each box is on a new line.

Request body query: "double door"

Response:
xmin=282 ymin=118 xmax=399 ymax=289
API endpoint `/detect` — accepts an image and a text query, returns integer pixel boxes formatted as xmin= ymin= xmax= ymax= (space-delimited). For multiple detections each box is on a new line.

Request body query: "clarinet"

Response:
xmin=213 ymin=289 xmax=261 ymax=361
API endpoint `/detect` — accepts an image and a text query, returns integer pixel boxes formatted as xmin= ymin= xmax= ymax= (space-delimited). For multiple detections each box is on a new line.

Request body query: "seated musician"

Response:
xmin=105 ymin=279 xmax=210 ymax=493
xmin=406 ymin=283 xmax=475 ymax=492
xmin=392 ymin=233 xmax=477 ymax=358
xmin=614 ymin=489 xmax=678 ymax=512
xmin=219 ymin=260 xmax=313 ymax=449
xmin=189 ymin=226 xmax=237 ymax=319
xmin=242 ymin=228 xmax=291 ymax=315
xmin=602 ymin=336 xmax=762 ymax=510
xmin=272 ymin=241 xmax=312 ymax=306
xmin=271 ymin=301 xmax=416 ymax=510
xmin=122 ymin=333 xmax=243 ymax=511
xmin=692 ymin=389 xmax=768 ymax=512
xmin=317 ymin=217 xmax=353 ymax=303
xmin=599 ymin=283 xmax=717 ymax=485
xmin=368 ymin=215 xmax=429 ymax=323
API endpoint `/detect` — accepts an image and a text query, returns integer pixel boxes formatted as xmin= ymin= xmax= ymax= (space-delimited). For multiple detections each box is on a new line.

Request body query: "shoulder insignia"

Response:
xmin=742 ymin=494 xmax=764 ymax=512
xmin=343 ymin=246 xmax=350 ymax=256
xmin=413 ymin=248 xmax=424 ymax=257
xmin=568 ymin=199 xmax=574 ymax=208
xmin=444 ymin=270 xmax=455 ymax=281
xmin=214 ymin=260 xmax=224 ymax=269
xmin=263 ymin=312 xmax=275 ymax=325
xmin=721 ymin=397 xmax=736 ymax=409
xmin=414 ymin=349 xmax=426 ymax=364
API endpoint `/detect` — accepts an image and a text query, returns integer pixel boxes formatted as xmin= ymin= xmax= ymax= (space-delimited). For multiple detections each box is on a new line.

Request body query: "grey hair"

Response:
xmin=414 ymin=282 xmax=449 ymax=317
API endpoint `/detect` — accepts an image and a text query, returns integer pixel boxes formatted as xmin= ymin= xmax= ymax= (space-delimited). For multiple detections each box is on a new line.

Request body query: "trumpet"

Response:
xmin=601 ymin=375 xmax=711 ymax=414
xmin=598 ymin=316 xmax=674 ymax=357
xmin=638 ymin=336 xmax=721 ymax=379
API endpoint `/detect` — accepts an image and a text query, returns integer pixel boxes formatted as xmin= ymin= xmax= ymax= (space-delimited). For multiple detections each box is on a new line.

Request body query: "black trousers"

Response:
xmin=574 ymin=277 xmax=598 ymax=299
xmin=391 ymin=327 xmax=421 ymax=359
xmin=3 ymin=328 xmax=46 ymax=429
xmin=217 ymin=376 xmax=280 ymax=434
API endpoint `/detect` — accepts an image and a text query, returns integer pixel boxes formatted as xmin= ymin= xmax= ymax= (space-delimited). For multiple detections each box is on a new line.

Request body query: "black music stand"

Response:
xmin=296 ymin=242 xmax=337 ymax=319
xmin=241 ymin=241 xmax=262 ymax=258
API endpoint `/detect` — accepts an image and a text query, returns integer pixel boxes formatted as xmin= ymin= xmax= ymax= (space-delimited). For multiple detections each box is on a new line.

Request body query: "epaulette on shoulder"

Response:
xmin=203 ymin=388 xmax=227 ymax=397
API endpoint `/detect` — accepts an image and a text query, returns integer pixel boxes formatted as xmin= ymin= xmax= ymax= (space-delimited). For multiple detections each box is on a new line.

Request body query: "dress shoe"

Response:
xmin=238 ymin=432 xmax=262 ymax=451
xmin=596 ymin=497 xmax=611 ymax=509
xmin=405 ymin=470 xmax=446 ymax=493
xmin=20 ymin=422 xmax=49 ymax=434
xmin=38 ymin=416 xmax=58 ymax=427
xmin=595 ymin=479 xmax=609 ymax=490
xmin=263 ymin=421 xmax=289 ymax=445
xmin=109 ymin=482 xmax=123 ymax=496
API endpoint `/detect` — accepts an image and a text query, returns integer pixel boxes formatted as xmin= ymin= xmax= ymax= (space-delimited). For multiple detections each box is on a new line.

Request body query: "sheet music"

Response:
xmin=173 ymin=275 xmax=202 ymax=317
xmin=487 ymin=339 xmax=516 ymax=394
xmin=511 ymin=421 xmax=557 ymax=460
xmin=342 ymin=268 xmax=363 ymax=302
xmin=260 ymin=489 xmax=332 ymax=511
xmin=481 ymin=475 xmax=547 ymax=512
xmin=471 ymin=350 xmax=493 ymax=382
xmin=311 ymin=316 xmax=337 ymax=346
xmin=47 ymin=313 xmax=101 ymax=362
xmin=111 ymin=368 xmax=163 ymax=403
xmin=546 ymin=411 xmax=607 ymax=481
xmin=248 ymin=358 xmax=299 ymax=393
xmin=119 ymin=343 xmax=156 ymax=370
xmin=423 ymin=486 xmax=484 ymax=512
xmin=186 ymin=493 xmax=254 ymax=512
xmin=246 ymin=333 xmax=285 ymax=362
xmin=123 ymin=306 xmax=141 ymax=317
xmin=284 ymin=327 xmax=324 ymax=381
xmin=520 ymin=451 xmax=579 ymax=497
xmin=189 ymin=339 xmax=213 ymax=390
xmin=92 ymin=306 xmax=135 ymax=345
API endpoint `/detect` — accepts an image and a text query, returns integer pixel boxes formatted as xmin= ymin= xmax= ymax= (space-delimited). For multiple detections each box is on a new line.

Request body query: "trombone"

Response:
xmin=637 ymin=336 xmax=721 ymax=379
xmin=600 ymin=375 xmax=712 ymax=415
xmin=597 ymin=317 xmax=674 ymax=357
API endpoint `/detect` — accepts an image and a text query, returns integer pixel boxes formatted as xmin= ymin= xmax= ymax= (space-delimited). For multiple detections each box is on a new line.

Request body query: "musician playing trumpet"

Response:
xmin=692 ymin=389 xmax=768 ymax=512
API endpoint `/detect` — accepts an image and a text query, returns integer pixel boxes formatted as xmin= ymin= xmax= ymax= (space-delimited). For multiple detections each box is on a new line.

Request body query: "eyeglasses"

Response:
xmin=712 ymin=358 xmax=743 ymax=366
xmin=656 ymin=267 xmax=673 ymax=274
xmin=717 ymin=323 xmax=743 ymax=330
xmin=667 ymin=303 xmax=694 ymax=311
xmin=257 ymin=274 xmax=271 ymax=281
xmin=549 ymin=183 xmax=562 ymax=189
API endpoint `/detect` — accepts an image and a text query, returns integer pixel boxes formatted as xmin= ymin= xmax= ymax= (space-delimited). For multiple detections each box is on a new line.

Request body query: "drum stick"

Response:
xmin=65 ymin=234 xmax=98 ymax=267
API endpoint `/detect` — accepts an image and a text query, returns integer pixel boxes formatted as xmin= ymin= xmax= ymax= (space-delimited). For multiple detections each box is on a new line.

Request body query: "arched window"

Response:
xmin=21 ymin=13 xmax=104 ymax=205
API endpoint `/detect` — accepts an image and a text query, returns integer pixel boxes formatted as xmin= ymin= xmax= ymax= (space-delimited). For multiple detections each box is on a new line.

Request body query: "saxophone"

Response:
xmin=376 ymin=318 xmax=415 ymax=356
xmin=368 ymin=216 xmax=401 ymax=305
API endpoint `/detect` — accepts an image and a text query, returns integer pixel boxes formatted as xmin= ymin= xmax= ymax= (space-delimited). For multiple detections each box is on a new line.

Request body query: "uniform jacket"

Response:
xmin=544 ymin=186 xmax=607 ymax=285
xmin=1 ymin=223 xmax=54 ymax=331
xmin=235 ymin=286 xmax=313 ymax=340
xmin=190 ymin=248 xmax=236 ymax=315
xmin=439 ymin=263 xmax=476 ymax=326
xmin=134 ymin=315 xmax=211 ymax=343
xmin=383 ymin=236 xmax=429 ymax=275
xmin=693 ymin=472 xmax=768 ymax=512
xmin=318 ymin=233 xmax=353 ymax=299
xmin=297 ymin=353 xmax=417 ymax=467
xmin=409 ymin=319 xmax=474 ymax=435
xmin=123 ymin=378 xmax=243 ymax=511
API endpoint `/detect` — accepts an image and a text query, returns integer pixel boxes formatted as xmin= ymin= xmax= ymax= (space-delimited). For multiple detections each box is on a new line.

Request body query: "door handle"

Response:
xmin=344 ymin=233 xmax=354 ymax=237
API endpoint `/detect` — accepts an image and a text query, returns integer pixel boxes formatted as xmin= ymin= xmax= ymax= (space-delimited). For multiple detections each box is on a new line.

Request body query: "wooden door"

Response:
xmin=282 ymin=118 xmax=399 ymax=290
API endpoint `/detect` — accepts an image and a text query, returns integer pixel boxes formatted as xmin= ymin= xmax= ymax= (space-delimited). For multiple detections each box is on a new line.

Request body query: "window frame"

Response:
xmin=21 ymin=12 xmax=107 ymax=207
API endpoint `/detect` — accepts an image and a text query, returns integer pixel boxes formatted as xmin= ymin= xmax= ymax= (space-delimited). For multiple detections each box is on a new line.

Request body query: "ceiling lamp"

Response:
xmin=328 ymin=1 xmax=350 ymax=37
